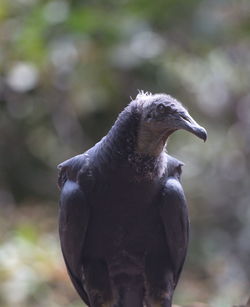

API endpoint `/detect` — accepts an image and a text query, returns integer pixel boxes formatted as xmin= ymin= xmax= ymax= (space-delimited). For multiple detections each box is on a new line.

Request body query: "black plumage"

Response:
xmin=58 ymin=91 xmax=207 ymax=307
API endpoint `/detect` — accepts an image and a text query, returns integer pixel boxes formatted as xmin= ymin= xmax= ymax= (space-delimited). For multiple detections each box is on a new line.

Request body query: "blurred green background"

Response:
xmin=0 ymin=0 xmax=249 ymax=306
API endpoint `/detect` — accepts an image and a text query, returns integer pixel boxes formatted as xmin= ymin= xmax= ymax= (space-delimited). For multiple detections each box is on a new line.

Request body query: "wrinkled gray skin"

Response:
xmin=58 ymin=92 xmax=207 ymax=307
xmin=136 ymin=93 xmax=207 ymax=156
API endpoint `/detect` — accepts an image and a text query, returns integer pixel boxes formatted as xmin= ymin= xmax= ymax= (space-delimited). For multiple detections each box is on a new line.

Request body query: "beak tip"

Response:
xmin=200 ymin=128 xmax=207 ymax=142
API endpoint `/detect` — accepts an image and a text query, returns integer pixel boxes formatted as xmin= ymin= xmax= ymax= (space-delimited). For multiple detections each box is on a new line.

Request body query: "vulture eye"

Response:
xmin=157 ymin=104 xmax=166 ymax=114
xmin=157 ymin=104 xmax=173 ymax=114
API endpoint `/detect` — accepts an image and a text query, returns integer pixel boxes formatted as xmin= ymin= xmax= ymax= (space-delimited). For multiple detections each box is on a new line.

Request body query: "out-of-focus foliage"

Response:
xmin=0 ymin=205 xmax=83 ymax=307
xmin=0 ymin=0 xmax=249 ymax=306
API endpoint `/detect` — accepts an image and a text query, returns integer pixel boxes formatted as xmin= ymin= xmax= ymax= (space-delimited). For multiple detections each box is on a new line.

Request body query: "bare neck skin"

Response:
xmin=136 ymin=123 xmax=172 ymax=157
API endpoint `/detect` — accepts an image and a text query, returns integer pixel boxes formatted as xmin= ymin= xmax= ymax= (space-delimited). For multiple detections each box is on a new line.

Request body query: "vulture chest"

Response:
xmin=83 ymin=170 xmax=166 ymax=261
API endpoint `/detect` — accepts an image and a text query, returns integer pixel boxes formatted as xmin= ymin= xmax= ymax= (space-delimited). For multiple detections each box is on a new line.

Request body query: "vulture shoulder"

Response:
xmin=57 ymin=153 xmax=93 ymax=305
xmin=160 ymin=155 xmax=189 ymax=287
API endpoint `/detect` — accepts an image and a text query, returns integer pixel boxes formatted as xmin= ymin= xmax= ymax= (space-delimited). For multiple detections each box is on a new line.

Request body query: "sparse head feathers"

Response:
xmin=136 ymin=90 xmax=152 ymax=100
xmin=134 ymin=90 xmax=183 ymax=110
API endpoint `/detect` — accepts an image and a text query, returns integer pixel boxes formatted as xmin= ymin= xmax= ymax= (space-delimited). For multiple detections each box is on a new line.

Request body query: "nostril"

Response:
xmin=180 ymin=114 xmax=190 ymax=122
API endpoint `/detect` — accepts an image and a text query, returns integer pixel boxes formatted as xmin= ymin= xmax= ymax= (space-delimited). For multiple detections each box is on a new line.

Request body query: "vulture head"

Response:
xmin=135 ymin=91 xmax=207 ymax=156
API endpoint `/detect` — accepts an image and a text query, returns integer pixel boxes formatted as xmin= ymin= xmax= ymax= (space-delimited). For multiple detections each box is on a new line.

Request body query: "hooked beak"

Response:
xmin=176 ymin=111 xmax=207 ymax=142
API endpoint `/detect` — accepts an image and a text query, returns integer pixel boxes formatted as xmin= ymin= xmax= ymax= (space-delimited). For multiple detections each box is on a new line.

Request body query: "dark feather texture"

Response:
xmin=57 ymin=93 xmax=205 ymax=307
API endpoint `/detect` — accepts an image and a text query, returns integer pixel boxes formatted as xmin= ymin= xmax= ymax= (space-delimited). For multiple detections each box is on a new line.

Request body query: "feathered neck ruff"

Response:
xmin=98 ymin=101 xmax=166 ymax=180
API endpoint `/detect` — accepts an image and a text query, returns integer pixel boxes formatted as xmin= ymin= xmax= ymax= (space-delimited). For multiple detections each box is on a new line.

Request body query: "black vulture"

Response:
xmin=57 ymin=91 xmax=207 ymax=307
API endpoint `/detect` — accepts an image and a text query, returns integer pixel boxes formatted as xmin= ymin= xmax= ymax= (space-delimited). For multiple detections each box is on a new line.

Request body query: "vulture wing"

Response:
xmin=160 ymin=159 xmax=189 ymax=287
xmin=58 ymin=155 xmax=91 ymax=305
